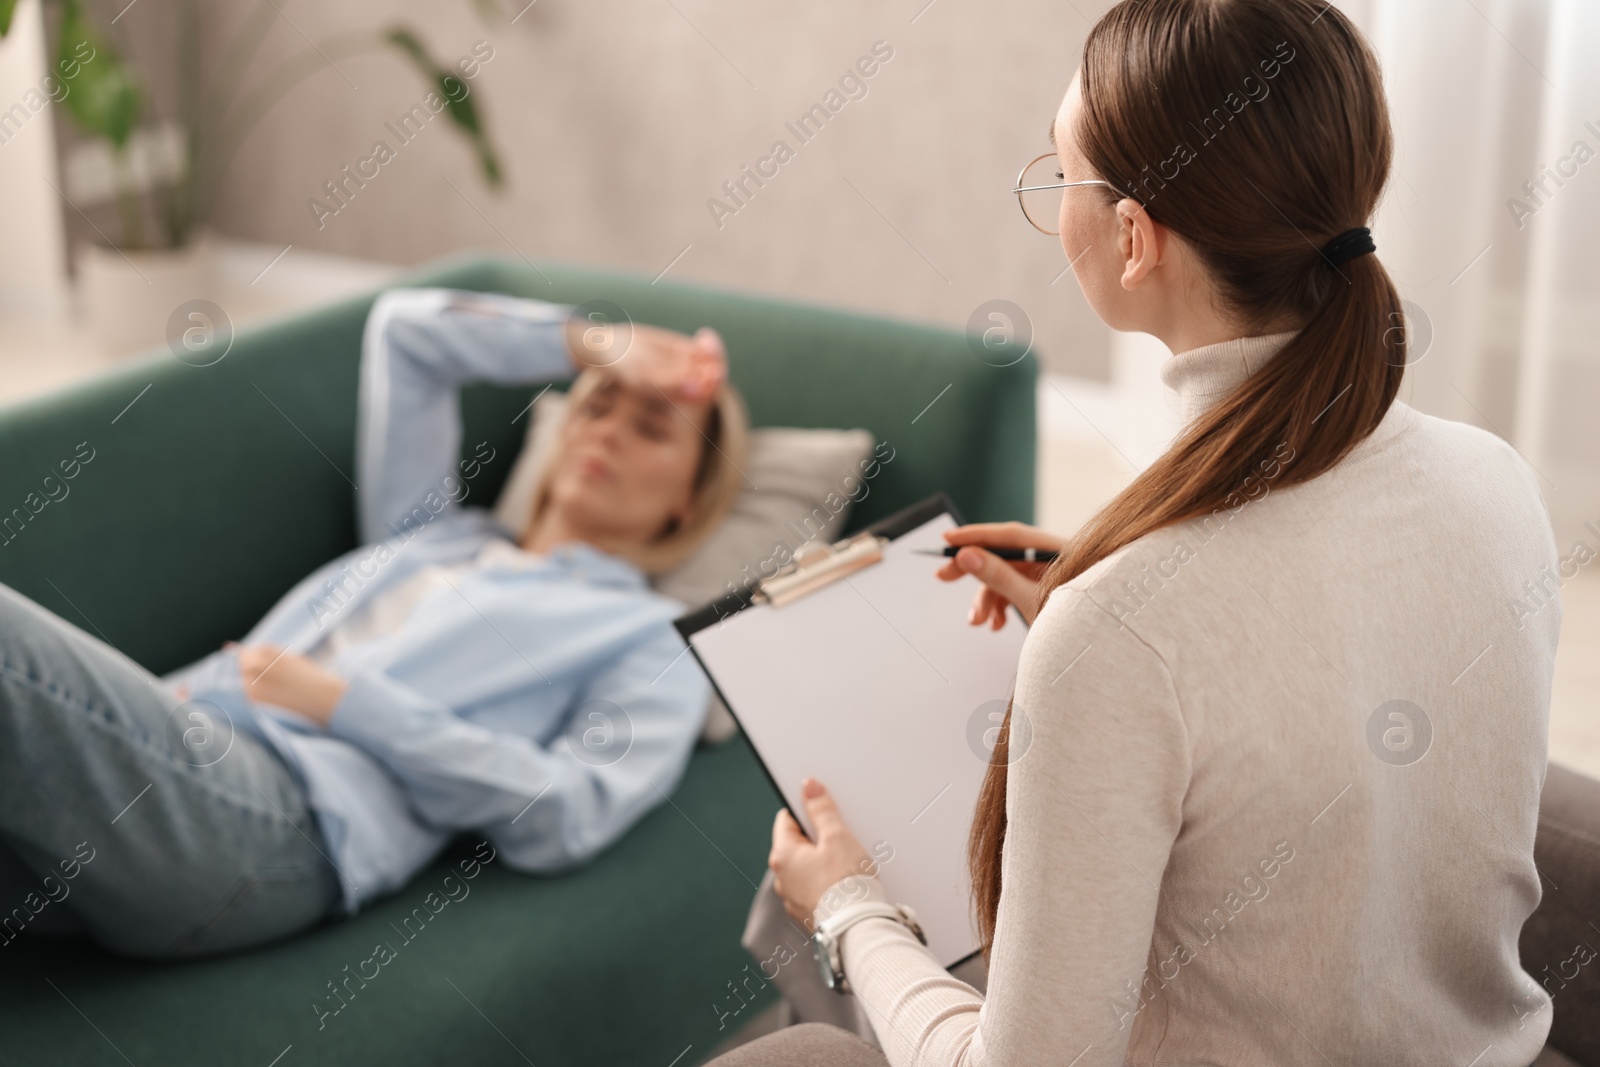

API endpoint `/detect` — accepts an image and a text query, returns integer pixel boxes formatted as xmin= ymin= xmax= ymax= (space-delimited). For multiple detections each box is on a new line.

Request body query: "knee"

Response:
xmin=705 ymin=1024 xmax=888 ymax=1067
xmin=0 ymin=581 xmax=38 ymax=625
xmin=0 ymin=582 xmax=62 ymax=658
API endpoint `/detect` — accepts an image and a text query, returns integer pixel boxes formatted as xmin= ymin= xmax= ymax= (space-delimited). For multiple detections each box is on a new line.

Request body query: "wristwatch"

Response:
xmin=812 ymin=900 xmax=926 ymax=993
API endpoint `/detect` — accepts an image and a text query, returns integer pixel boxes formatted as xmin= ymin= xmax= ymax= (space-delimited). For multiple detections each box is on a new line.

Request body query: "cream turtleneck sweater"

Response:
xmin=815 ymin=332 xmax=1561 ymax=1066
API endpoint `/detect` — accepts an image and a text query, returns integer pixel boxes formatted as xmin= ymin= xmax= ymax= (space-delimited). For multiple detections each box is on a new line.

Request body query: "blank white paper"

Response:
xmin=690 ymin=512 xmax=1029 ymax=967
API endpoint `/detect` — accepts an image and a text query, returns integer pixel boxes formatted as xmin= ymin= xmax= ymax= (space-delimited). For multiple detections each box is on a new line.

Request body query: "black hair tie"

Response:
xmin=1320 ymin=226 xmax=1375 ymax=268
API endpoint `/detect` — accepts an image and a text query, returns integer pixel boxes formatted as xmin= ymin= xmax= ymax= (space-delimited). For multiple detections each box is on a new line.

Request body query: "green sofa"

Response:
xmin=0 ymin=254 xmax=1036 ymax=1066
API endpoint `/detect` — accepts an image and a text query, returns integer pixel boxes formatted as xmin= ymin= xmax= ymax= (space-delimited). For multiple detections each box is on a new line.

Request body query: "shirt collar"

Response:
xmin=487 ymin=539 xmax=646 ymax=590
xmin=549 ymin=541 xmax=648 ymax=589
xmin=480 ymin=513 xmax=649 ymax=590
xmin=1159 ymin=331 xmax=1299 ymax=426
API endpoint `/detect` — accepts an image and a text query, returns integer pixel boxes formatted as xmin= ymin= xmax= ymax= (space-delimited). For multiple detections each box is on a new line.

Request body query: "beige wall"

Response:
xmin=0 ymin=0 xmax=69 ymax=316
xmin=205 ymin=0 xmax=1115 ymax=377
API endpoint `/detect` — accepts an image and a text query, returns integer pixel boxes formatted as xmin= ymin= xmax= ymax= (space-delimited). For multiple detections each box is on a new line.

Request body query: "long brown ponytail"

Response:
xmin=969 ymin=0 xmax=1408 ymax=959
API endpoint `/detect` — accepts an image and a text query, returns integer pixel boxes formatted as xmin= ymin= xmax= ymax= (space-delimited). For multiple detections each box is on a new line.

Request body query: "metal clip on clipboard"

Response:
xmin=754 ymin=532 xmax=890 ymax=607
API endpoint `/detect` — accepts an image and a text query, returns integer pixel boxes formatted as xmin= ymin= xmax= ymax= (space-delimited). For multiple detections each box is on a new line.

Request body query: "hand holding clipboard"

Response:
xmin=766 ymin=519 xmax=1070 ymax=937
xmin=677 ymin=495 xmax=1041 ymax=967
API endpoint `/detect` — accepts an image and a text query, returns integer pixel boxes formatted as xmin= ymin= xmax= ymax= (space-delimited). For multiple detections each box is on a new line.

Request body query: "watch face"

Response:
xmin=813 ymin=934 xmax=839 ymax=991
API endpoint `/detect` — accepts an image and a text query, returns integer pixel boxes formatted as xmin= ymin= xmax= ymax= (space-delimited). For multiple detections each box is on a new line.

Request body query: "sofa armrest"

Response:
xmin=1521 ymin=762 xmax=1600 ymax=1064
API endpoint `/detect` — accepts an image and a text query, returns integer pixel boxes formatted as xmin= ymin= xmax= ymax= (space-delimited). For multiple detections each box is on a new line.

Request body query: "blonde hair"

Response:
xmin=524 ymin=368 xmax=749 ymax=575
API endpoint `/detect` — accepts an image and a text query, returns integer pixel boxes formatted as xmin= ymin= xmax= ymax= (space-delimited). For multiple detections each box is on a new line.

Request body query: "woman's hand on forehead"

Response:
xmin=568 ymin=318 xmax=727 ymax=402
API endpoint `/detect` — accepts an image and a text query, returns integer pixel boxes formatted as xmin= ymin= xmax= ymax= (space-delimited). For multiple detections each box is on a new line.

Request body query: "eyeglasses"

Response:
xmin=1012 ymin=152 xmax=1124 ymax=236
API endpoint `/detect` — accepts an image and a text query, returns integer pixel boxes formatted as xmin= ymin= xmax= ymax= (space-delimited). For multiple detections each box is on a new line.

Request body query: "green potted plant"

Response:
xmin=0 ymin=0 xmax=506 ymax=352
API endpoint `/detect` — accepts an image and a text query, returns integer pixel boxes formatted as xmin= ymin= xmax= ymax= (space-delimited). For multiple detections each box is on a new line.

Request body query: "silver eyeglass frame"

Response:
xmin=1012 ymin=152 xmax=1127 ymax=235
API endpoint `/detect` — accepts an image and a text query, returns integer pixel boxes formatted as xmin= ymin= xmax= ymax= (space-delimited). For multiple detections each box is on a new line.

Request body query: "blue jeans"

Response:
xmin=0 ymin=581 xmax=339 ymax=958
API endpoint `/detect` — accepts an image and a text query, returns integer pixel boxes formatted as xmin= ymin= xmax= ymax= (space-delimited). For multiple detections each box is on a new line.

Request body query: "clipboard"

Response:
xmin=675 ymin=493 xmax=1030 ymax=968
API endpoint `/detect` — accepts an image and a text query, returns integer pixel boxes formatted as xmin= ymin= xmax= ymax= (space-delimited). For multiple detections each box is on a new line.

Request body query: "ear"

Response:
xmin=1116 ymin=198 xmax=1165 ymax=292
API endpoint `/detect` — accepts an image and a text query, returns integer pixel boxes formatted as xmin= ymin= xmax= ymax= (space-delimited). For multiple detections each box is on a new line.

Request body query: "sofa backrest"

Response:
xmin=0 ymin=254 xmax=1036 ymax=674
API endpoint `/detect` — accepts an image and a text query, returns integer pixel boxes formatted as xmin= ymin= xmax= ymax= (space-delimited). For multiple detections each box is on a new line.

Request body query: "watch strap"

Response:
xmin=813 ymin=900 xmax=928 ymax=994
xmin=818 ymin=900 xmax=907 ymax=940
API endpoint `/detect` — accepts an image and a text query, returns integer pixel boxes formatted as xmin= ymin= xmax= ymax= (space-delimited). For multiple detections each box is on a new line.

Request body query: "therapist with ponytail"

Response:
xmin=712 ymin=1 xmax=1562 ymax=1065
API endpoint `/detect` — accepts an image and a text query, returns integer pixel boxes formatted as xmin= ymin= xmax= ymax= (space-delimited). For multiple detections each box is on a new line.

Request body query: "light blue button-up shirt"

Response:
xmin=164 ymin=288 xmax=710 ymax=913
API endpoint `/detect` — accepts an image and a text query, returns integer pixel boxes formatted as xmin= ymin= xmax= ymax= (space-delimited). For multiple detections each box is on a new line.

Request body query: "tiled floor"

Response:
xmin=1037 ymin=388 xmax=1600 ymax=782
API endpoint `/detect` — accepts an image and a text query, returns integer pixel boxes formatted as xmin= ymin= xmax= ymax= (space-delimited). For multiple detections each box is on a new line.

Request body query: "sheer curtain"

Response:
xmin=1359 ymin=0 xmax=1597 ymax=550
xmin=1511 ymin=0 xmax=1600 ymax=553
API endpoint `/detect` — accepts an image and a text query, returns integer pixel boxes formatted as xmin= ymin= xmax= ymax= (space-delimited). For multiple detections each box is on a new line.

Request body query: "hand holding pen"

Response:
xmin=926 ymin=521 xmax=1068 ymax=629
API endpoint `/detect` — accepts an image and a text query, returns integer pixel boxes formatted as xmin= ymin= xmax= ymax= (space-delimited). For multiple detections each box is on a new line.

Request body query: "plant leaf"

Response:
xmin=58 ymin=0 xmax=143 ymax=148
xmin=383 ymin=25 xmax=504 ymax=188
xmin=0 ymin=0 xmax=19 ymax=38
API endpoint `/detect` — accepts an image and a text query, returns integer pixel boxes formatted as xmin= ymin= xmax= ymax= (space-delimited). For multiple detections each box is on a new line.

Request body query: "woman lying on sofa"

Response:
xmin=0 ymin=288 xmax=747 ymax=957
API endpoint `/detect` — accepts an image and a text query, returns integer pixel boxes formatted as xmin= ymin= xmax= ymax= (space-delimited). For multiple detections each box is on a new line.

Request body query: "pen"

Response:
xmin=914 ymin=546 xmax=1061 ymax=562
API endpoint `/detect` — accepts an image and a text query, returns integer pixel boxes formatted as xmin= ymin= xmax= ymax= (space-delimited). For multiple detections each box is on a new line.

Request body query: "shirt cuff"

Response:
xmin=327 ymin=669 xmax=443 ymax=747
xmin=812 ymin=872 xmax=890 ymax=928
